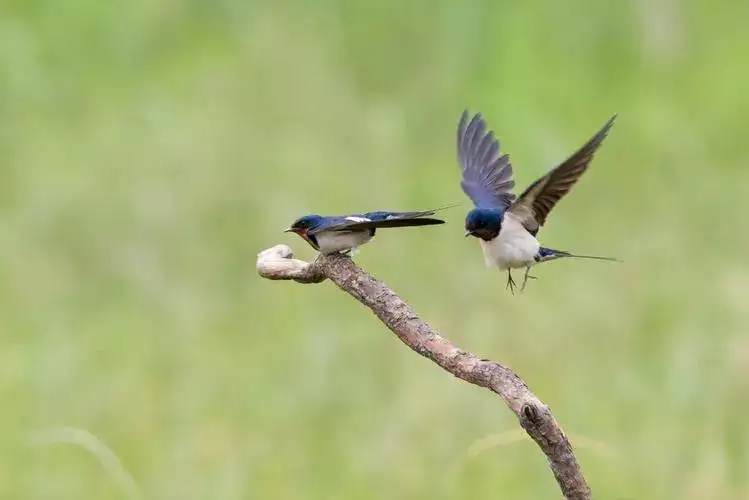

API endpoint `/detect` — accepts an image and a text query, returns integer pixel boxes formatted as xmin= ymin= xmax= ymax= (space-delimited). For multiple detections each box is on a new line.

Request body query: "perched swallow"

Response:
xmin=457 ymin=111 xmax=619 ymax=293
xmin=285 ymin=209 xmax=445 ymax=254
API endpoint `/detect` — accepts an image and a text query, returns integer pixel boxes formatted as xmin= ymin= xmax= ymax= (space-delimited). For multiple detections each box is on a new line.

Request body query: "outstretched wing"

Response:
xmin=508 ymin=115 xmax=617 ymax=235
xmin=457 ymin=111 xmax=516 ymax=210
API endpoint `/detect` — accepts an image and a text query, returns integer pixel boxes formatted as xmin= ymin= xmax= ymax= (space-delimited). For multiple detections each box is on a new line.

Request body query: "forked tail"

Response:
xmin=535 ymin=247 xmax=621 ymax=264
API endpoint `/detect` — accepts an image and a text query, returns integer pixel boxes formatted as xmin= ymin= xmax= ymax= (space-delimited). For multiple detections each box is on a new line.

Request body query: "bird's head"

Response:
xmin=285 ymin=214 xmax=322 ymax=233
xmin=464 ymin=208 xmax=503 ymax=241
xmin=285 ymin=214 xmax=323 ymax=243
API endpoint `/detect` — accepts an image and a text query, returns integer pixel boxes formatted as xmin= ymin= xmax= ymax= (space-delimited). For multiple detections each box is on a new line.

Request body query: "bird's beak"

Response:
xmin=464 ymin=230 xmax=472 ymax=238
xmin=283 ymin=227 xmax=294 ymax=233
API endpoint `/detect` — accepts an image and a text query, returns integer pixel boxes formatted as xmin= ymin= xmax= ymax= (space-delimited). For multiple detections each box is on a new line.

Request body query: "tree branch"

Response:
xmin=257 ymin=244 xmax=591 ymax=499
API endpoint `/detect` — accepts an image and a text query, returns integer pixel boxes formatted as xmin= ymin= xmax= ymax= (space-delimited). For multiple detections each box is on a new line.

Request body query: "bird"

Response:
xmin=457 ymin=110 xmax=619 ymax=293
xmin=285 ymin=208 xmax=446 ymax=254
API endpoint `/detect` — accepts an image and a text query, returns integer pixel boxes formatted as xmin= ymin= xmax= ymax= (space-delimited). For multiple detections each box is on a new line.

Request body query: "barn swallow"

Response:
xmin=285 ymin=209 xmax=445 ymax=254
xmin=458 ymin=111 xmax=619 ymax=293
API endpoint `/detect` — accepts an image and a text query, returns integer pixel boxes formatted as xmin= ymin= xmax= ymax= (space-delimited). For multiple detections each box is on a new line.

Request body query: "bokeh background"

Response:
xmin=2 ymin=1 xmax=748 ymax=498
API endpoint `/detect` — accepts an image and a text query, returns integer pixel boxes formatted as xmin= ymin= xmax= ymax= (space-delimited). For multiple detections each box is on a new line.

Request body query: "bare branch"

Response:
xmin=257 ymin=245 xmax=591 ymax=499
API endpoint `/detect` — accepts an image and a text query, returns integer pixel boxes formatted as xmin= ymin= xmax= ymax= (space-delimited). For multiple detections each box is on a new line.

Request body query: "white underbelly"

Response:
xmin=316 ymin=230 xmax=372 ymax=254
xmin=479 ymin=218 xmax=539 ymax=269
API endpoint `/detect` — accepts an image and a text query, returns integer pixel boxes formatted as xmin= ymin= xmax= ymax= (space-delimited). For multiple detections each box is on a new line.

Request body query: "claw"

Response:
xmin=505 ymin=269 xmax=517 ymax=295
xmin=521 ymin=266 xmax=537 ymax=292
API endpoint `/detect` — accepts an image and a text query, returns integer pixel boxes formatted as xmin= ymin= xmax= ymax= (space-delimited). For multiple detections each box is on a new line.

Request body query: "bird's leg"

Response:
xmin=521 ymin=266 xmax=537 ymax=292
xmin=505 ymin=269 xmax=517 ymax=295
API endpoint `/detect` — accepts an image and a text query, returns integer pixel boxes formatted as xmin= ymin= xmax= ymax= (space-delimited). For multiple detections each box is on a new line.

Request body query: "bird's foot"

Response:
xmin=521 ymin=267 xmax=538 ymax=292
xmin=505 ymin=270 xmax=517 ymax=295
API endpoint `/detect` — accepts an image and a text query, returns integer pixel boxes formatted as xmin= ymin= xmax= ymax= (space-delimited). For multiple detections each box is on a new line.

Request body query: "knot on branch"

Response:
xmin=522 ymin=403 xmax=541 ymax=424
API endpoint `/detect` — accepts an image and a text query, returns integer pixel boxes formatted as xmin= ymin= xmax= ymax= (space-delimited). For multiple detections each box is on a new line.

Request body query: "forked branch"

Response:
xmin=257 ymin=244 xmax=591 ymax=499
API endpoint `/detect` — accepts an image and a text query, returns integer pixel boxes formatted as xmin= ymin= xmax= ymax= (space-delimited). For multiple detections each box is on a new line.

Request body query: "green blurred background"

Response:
xmin=2 ymin=0 xmax=748 ymax=498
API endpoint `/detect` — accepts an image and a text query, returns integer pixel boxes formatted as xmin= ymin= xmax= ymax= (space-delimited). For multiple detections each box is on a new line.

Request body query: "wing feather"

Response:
xmin=340 ymin=217 xmax=444 ymax=230
xmin=308 ymin=209 xmax=447 ymax=234
xmin=509 ymin=115 xmax=616 ymax=234
xmin=457 ymin=111 xmax=516 ymax=209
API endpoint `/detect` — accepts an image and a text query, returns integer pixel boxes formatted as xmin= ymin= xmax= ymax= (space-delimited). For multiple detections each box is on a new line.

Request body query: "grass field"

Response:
xmin=2 ymin=1 xmax=748 ymax=498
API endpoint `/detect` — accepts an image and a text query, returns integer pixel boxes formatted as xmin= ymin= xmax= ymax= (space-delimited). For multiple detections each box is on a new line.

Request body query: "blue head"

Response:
xmin=285 ymin=214 xmax=324 ymax=248
xmin=286 ymin=214 xmax=323 ymax=232
xmin=464 ymin=208 xmax=503 ymax=241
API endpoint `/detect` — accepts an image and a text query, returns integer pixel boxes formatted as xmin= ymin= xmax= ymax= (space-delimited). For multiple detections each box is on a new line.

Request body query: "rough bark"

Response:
xmin=257 ymin=244 xmax=591 ymax=499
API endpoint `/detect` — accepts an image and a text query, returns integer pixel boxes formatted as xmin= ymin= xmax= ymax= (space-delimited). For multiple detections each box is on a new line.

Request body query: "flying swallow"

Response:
xmin=457 ymin=111 xmax=619 ymax=293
